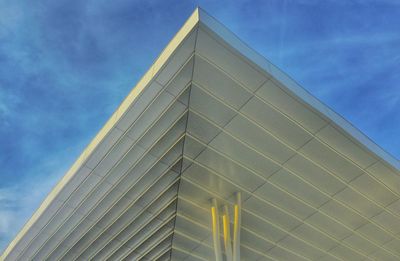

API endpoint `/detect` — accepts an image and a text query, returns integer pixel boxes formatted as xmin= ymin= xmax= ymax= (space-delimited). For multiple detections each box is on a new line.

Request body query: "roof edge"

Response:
xmin=1 ymin=8 xmax=200 ymax=259
xmin=197 ymin=7 xmax=399 ymax=171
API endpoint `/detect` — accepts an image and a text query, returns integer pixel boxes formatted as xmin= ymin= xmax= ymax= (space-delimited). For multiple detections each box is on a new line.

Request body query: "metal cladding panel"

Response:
xmin=2 ymin=7 xmax=400 ymax=261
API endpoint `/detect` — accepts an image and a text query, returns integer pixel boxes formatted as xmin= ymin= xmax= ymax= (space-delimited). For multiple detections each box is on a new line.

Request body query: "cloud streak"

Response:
xmin=0 ymin=171 xmax=61 ymax=251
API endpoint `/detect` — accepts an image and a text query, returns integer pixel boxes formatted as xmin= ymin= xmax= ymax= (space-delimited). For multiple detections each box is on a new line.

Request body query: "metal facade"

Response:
xmin=2 ymin=8 xmax=400 ymax=261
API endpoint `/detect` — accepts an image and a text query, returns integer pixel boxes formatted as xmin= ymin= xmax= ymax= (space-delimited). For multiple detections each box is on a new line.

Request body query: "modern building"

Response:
xmin=2 ymin=8 xmax=400 ymax=261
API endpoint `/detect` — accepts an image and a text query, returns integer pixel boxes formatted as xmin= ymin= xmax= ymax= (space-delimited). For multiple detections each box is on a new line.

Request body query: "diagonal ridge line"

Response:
xmin=168 ymin=25 xmax=200 ymax=261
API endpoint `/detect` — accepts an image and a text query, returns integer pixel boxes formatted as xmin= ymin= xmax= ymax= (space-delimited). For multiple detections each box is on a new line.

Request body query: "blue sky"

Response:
xmin=0 ymin=0 xmax=399 ymax=253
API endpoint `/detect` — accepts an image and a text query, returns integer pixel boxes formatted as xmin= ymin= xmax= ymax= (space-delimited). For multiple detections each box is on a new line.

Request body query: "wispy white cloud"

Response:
xmin=0 ymin=187 xmax=19 ymax=236
xmin=0 ymin=90 xmax=20 ymax=127
xmin=0 ymin=166 xmax=65 ymax=252
xmin=0 ymin=2 xmax=23 ymax=38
